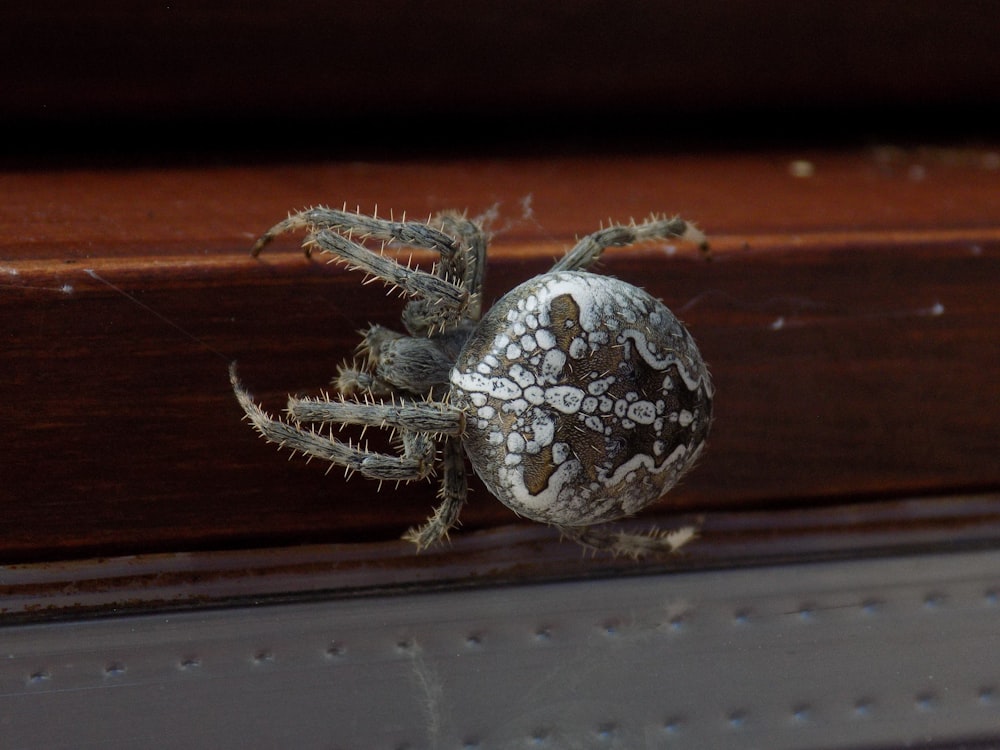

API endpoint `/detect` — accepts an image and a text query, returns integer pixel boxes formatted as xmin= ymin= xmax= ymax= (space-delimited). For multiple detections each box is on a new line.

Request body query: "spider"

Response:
xmin=230 ymin=207 xmax=713 ymax=557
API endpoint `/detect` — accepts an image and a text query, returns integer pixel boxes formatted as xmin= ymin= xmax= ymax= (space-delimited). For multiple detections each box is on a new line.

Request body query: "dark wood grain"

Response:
xmin=3 ymin=150 xmax=998 ymax=578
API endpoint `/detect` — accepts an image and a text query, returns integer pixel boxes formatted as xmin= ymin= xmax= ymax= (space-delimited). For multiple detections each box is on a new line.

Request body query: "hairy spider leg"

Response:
xmin=285 ymin=393 xmax=465 ymax=436
xmin=309 ymin=229 xmax=469 ymax=326
xmin=549 ymin=215 xmax=709 ymax=273
xmin=231 ymin=364 xmax=441 ymax=481
xmin=251 ymin=207 xmax=460 ymax=260
xmin=394 ymin=210 xmax=488 ymax=335
xmin=250 ymin=204 xmax=485 ymax=334
xmin=430 ymin=211 xmax=488 ymax=319
xmin=252 ymin=206 xmax=471 ymax=331
xmin=557 ymin=524 xmax=700 ymax=559
xmin=402 ymin=436 xmax=469 ymax=549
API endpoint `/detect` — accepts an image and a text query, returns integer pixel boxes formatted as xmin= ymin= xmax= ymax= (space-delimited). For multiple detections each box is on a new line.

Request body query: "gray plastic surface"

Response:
xmin=2 ymin=548 xmax=999 ymax=749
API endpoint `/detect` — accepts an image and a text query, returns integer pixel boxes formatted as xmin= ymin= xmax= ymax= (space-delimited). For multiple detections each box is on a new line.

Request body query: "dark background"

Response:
xmin=3 ymin=1 xmax=999 ymax=164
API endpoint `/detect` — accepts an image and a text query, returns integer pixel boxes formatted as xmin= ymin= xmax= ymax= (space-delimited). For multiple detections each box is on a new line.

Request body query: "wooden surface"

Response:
xmin=3 ymin=149 xmax=998 ymax=590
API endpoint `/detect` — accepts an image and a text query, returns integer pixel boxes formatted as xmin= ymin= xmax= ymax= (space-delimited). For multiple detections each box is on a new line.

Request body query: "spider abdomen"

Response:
xmin=450 ymin=271 xmax=713 ymax=526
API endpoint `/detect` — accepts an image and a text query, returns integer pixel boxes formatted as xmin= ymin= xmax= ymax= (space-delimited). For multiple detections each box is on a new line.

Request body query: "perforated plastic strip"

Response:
xmin=2 ymin=549 xmax=999 ymax=749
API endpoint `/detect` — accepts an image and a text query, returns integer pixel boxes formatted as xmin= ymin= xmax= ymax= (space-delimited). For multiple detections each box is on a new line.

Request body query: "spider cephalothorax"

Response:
xmin=231 ymin=207 xmax=713 ymax=557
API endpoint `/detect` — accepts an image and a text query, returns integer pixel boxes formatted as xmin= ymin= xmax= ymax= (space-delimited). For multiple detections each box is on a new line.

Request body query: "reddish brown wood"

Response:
xmin=4 ymin=493 xmax=1000 ymax=620
xmin=2 ymin=150 xmax=999 ymax=570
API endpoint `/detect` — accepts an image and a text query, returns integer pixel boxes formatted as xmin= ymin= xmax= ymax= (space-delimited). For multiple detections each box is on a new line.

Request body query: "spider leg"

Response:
xmin=304 ymin=227 xmax=471 ymax=336
xmin=310 ymin=228 xmax=468 ymax=311
xmin=285 ymin=393 xmax=465 ymax=436
xmin=549 ymin=215 xmax=709 ymax=273
xmin=403 ymin=211 xmax=486 ymax=336
xmin=251 ymin=207 xmax=471 ymax=330
xmin=556 ymin=523 xmax=700 ymax=559
xmin=231 ymin=364 xmax=435 ymax=481
xmin=400 ymin=211 xmax=488 ymax=334
xmin=252 ymin=207 xmax=459 ymax=260
xmin=402 ymin=436 xmax=469 ymax=550
xmin=431 ymin=211 xmax=487 ymax=317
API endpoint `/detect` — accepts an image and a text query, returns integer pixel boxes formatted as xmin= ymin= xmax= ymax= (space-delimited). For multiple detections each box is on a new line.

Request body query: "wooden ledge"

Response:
xmin=2 ymin=149 xmax=998 ymax=606
xmin=3 ymin=492 xmax=1000 ymax=620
